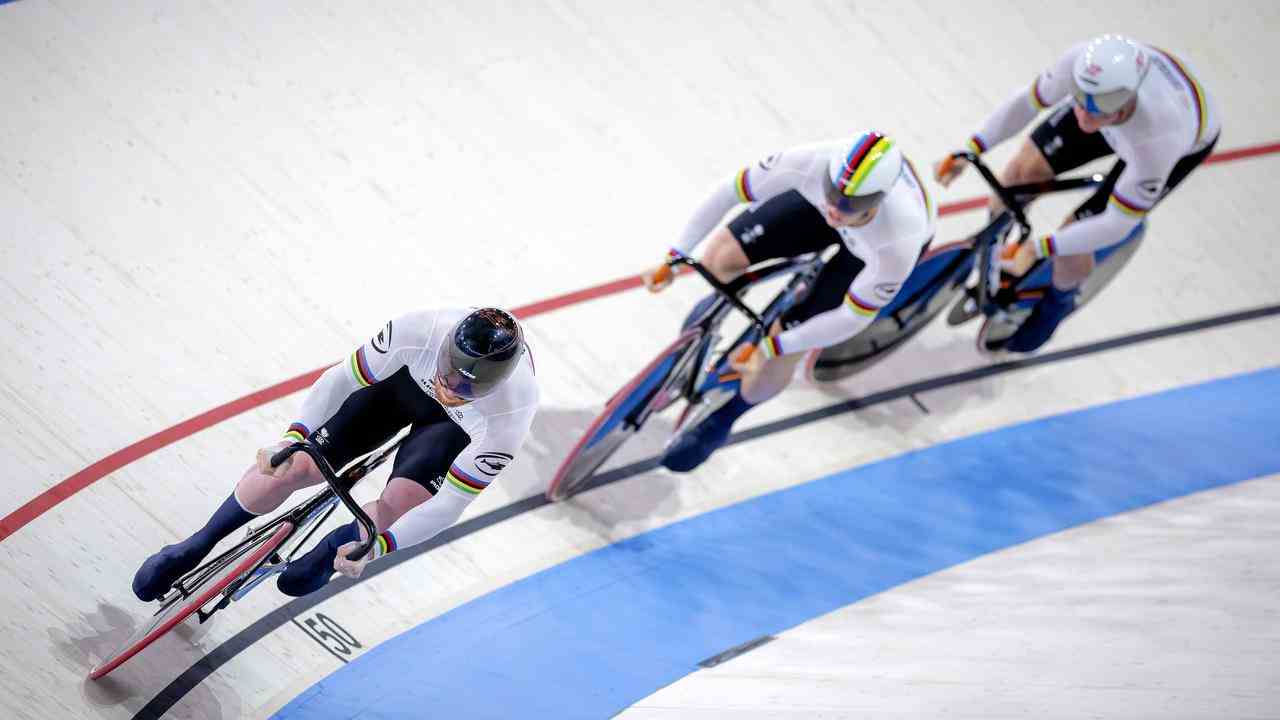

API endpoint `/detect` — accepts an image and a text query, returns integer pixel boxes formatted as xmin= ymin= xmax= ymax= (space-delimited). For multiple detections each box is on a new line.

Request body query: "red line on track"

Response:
xmin=1 ymin=140 xmax=1276 ymax=543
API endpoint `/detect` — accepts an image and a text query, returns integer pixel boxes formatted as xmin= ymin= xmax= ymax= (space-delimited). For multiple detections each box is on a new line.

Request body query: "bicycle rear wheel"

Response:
xmin=547 ymin=330 xmax=702 ymax=501
xmin=808 ymin=241 xmax=973 ymax=383
xmin=88 ymin=522 xmax=293 ymax=679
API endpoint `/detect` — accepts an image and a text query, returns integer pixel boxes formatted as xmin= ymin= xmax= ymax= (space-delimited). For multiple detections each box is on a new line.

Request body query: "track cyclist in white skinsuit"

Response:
xmin=133 ymin=308 xmax=538 ymax=600
xmin=935 ymin=34 xmax=1222 ymax=352
xmin=642 ymin=132 xmax=936 ymax=472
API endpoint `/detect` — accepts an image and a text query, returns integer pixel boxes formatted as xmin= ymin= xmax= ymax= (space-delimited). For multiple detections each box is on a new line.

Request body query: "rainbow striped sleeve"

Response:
xmin=1108 ymin=192 xmax=1151 ymax=218
xmin=283 ymin=422 xmax=310 ymax=443
xmin=966 ymin=135 xmax=988 ymax=155
xmin=348 ymin=347 xmax=377 ymax=388
xmin=733 ymin=167 xmax=755 ymax=202
xmin=904 ymin=158 xmax=933 ymax=218
xmin=758 ymin=336 xmax=784 ymax=359
xmin=843 ymin=291 xmax=880 ymax=318
xmin=373 ymin=531 xmax=397 ymax=558
xmin=1028 ymin=77 xmax=1050 ymax=110
xmin=445 ymin=465 xmax=490 ymax=497
xmin=1036 ymin=234 xmax=1058 ymax=258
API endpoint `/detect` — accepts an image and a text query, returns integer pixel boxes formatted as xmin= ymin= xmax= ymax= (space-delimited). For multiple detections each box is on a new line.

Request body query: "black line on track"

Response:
xmin=698 ymin=635 xmax=776 ymax=669
xmin=909 ymin=393 xmax=930 ymax=414
xmin=131 ymin=303 xmax=1280 ymax=719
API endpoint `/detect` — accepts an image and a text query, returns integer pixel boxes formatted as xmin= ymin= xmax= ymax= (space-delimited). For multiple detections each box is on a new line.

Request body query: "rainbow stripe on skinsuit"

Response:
xmin=903 ymin=157 xmax=933 ymax=218
xmin=284 ymin=422 xmax=310 ymax=443
xmin=1109 ymin=192 xmax=1150 ymax=218
xmin=1029 ymin=77 xmax=1050 ymax=110
xmin=843 ymin=291 xmax=879 ymax=318
xmin=734 ymin=168 xmax=755 ymax=202
xmin=1038 ymin=235 xmax=1057 ymax=258
xmin=758 ymin=336 xmax=783 ymax=359
xmin=446 ymin=466 xmax=489 ymax=496
xmin=1155 ymin=48 xmax=1207 ymax=145
xmin=966 ymin=135 xmax=987 ymax=155
xmin=374 ymin=531 xmax=397 ymax=557
xmin=837 ymin=133 xmax=894 ymax=197
xmin=349 ymin=347 xmax=376 ymax=387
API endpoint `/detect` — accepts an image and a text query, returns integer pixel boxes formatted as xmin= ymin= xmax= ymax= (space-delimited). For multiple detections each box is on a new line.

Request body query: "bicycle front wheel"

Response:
xmin=547 ymin=331 xmax=702 ymax=501
xmin=88 ymin=522 xmax=293 ymax=679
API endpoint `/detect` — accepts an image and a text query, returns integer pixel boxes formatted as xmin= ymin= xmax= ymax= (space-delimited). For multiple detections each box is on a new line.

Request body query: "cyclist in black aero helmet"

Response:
xmin=132 ymin=307 xmax=538 ymax=601
xmin=436 ymin=308 xmax=525 ymax=400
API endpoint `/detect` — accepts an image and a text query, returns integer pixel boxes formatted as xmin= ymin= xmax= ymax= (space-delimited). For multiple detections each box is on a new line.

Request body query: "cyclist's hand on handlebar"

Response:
xmin=729 ymin=342 xmax=763 ymax=376
xmin=999 ymin=239 xmax=1038 ymax=277
xmin=334 ymin=535 xmax=388 ymax=579
xmin=933 ymin=153 xmax=966 ymax=188
xmin=641 ymin=262 xmax=675 ymax=293
xmin=256 ymin=440 xmax=294 ymax=477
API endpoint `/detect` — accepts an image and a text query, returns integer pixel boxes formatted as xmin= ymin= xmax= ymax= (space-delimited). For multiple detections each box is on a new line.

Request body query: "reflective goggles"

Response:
xmin=821 ymin=179 xmax=883 ymax=216
xmin=1071 ymin=86 xmax=1135 ymax=117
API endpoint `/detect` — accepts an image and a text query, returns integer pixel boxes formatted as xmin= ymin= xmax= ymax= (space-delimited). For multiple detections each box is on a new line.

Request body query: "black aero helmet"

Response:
xmin=435 ymin=308 xmax=524 ymax=400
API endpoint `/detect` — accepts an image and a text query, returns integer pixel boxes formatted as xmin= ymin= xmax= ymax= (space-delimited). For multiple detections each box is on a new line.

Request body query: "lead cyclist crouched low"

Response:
xmin=132 ymin=308 xmax=537 ymax=600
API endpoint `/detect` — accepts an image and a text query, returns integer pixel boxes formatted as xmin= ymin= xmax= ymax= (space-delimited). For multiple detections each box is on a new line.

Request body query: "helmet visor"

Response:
xmin=822 ymin=179 xmax=884 ymax=215
xmin=1072 ymin=86 xmax=1134 ymax=116
xmin=434 ymin=314 xmax=523 ymax=401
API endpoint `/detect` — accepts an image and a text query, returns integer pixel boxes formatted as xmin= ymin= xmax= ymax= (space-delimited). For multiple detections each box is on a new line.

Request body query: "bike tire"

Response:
xmin=808 ymin=242 xmax=973 ymax=383
xmin=547 ymin=331 xmax=701 ymax=501
xmin=88 ymin=523 xmax=293 ymax=679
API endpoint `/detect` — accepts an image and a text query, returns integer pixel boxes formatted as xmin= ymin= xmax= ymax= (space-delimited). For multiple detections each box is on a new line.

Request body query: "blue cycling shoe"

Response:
xmin=132 ymin=539 xmax=211 ymax=602
xmin=132 ymin=493 xmax=254 ymax=602
xmin=661 ymin=393 xmax=753 ymax=472
xmin=1005 ymin=285 xmax=1077 ymax=353
xmin=277 ymin=521 xmax=359 ymax=597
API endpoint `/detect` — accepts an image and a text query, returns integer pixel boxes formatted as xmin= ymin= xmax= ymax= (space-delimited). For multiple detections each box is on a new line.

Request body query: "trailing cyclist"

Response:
xmin=132 ymin=308 xmax=538 ymax=600
xmin=935 ymin=34 xmax=1221 ymax=352
xmin=643 ymin=132 xmax=936 ymax=472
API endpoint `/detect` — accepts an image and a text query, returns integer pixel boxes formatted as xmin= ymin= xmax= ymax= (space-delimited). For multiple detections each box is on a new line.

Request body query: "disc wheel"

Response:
xmin=89 ymin=523 xmax=293 ymax=679
xmin=547 ymin=332 xmax=700 ymax=501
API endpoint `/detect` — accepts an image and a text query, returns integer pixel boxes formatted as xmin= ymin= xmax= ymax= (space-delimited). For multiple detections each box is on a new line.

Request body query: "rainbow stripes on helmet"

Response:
xmin=835 ymin=132 xmax=896 ymax=197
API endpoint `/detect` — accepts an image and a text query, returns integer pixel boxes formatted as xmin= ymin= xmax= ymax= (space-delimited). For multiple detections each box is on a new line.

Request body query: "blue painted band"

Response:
xmin=276 ymin=368 xmax=1280 ymax=719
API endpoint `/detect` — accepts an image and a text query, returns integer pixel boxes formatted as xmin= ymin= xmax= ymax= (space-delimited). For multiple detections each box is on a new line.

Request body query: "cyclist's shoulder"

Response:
xmin=749 ymin=142 xmax=827 ymax=176
xmin=377 ymin=308 xmax=458 ymax=352
xmin=474 ymin=358 xmax=539 ymax=425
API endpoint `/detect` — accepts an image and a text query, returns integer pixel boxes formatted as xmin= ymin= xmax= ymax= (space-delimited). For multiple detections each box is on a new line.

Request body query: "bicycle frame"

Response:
xmin=951 ymin=150 xmax=1107 ymax=318
xmin=158 ymin=436 xmax=399 ymax=623
xmin=669 ymin=253 xmax=826 ymax=400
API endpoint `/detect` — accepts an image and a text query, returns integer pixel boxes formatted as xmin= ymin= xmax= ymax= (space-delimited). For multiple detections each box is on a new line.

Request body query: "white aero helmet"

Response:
xmin=1071 ymin=34 xmax=1151 ymax=115
xmin=824 ymin=131 xmax=904 ymax=215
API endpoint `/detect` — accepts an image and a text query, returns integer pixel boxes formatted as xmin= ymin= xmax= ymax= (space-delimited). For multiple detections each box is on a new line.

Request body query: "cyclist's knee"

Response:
xmin=1002 ymin=140 xmax=1053 ymax=186
xmin=374 ymin=477 xmax=432 ymax=528
xmin=702 ymin=228 xmax=750 ymax=283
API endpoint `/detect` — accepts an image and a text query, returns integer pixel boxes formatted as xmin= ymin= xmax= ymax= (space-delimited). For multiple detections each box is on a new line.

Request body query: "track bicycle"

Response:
xmin=546 ymin=252 xmax=829 ymax=501
xmin=89 ymin=436 xmax=398 ymax=678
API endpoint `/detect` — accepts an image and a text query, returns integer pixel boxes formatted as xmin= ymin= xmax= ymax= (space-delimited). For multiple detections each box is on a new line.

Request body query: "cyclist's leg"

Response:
xmin=1003 ymin=105 xmax=1117 ymax=353
xmin=278 ymin=402 xmax=469 ymax=596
